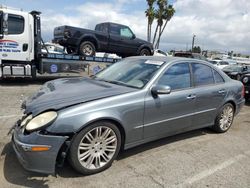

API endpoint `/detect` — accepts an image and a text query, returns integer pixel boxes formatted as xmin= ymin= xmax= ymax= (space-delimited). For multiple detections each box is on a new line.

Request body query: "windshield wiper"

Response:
xmin=96 ymin=78 xmax=139 ymax=89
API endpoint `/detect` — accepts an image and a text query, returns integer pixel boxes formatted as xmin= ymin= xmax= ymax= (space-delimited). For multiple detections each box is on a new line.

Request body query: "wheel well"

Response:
xmin=225 ymin=100 xmax=236 ymax=112
xmin=140 ymin=46 xmax=152 ymax=55
xmin=77 ymin=119 xmax=126 ymax=151
xmin=80 ymin=37 xmax=98 ymax=50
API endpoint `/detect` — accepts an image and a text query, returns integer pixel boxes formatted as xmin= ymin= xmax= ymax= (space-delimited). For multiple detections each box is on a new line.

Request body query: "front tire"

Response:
xmin=68 ymin=121 xmax=121 ymax=175
xmin=212 ymin=103 xmax=235 ymax=133
xmin=79 ymin=41 xmax=96 ymax=56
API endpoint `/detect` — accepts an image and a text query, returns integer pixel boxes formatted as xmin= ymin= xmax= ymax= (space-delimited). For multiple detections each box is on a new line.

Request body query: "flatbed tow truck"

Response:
xmin=0 ymin=5 xmax=119 ymax=79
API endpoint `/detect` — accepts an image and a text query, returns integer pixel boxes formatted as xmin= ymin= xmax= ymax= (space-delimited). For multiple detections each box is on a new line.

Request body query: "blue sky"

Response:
xmin=2 ymin=0 xmax=173 ymax=16
xmin=1 ymin=0 xmax=249 ymax=54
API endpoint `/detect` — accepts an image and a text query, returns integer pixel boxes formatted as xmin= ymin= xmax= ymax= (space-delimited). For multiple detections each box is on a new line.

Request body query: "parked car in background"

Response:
xmin=41 ymin=42 xmax=66 ymax=54
xmin=95 ymin=52 xmax=121 ymax=59
xmin=241 ymin=73 xmax=250 ymax=100
xmin=53 ymin=22 xmax=153 ymax=57
xmin=173 ymin=52 xmax=207 ymax=61
xmin=216 ymin=61 xmax=229 ymax=69
xmin=222 ymin=64 xmax=250 ymax=80
xmin=153 ymin=49 xmax=168 ymax=57
xmin=12 ymin=56 xmax=245 ymax=175
xmin=208 ymin=60 xmax=218 ymax=65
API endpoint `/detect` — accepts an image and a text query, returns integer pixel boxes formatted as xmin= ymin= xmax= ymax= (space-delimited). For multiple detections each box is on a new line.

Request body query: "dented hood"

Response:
xmin=23 ymin=77 xmax=136 ymax=116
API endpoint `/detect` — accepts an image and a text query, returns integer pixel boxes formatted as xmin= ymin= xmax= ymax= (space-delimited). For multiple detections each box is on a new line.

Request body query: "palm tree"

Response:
xmin=155 ymin=5 xmax=175 ymax=48
xmin=152 ymin=0 xmax=166 ymax=48
xmin=145 ymin=0 xmax=156 ymax=42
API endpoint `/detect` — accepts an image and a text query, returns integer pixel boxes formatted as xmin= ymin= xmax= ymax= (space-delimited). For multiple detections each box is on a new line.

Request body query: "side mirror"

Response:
xmin=132 ymin=34 xmax=136 ymax=39
xmin=151 ymin=85 xmax=171 ymax=96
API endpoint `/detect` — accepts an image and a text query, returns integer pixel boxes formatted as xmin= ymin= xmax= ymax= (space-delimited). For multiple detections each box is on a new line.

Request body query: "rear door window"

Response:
xmin=192 ymin=63 xmax=214 ymax=86
xmin=213 ymin=69 xmax=224 ymax=83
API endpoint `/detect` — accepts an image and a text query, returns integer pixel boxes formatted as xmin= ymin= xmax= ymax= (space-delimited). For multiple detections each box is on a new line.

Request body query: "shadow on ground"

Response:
xmin=1 ymin=128 xmax=216 ymax=186
xmin=245 ymin=100 xmax=250 ymax=106
xmin=0 ymin=127 xmax=226 ymax=186
xmin=58 ymin=128 xmax=213 ymax=178
xmin=1 ymin=143 xmax=50 ymax=188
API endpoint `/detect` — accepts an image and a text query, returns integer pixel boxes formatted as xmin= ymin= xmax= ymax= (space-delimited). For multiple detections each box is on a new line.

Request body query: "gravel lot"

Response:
xmin=0 ymin=78 xmax=250 ymax=188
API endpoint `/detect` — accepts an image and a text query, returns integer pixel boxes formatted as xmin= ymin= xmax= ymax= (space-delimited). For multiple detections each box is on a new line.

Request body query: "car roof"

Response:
xmin=126 ymin=56 xmax=202 ymax=64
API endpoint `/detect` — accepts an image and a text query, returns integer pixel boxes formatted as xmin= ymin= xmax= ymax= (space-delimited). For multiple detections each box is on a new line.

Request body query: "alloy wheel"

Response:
xmin=219 ymin=105 xmax=234 ymax=131
xmin=77 ymin=126 xmax=118 ymax=170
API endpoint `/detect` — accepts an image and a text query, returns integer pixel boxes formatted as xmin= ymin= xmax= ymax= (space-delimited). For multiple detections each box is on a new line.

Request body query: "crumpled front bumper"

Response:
xmin=12 ymin=124 xmax=68 ymax=174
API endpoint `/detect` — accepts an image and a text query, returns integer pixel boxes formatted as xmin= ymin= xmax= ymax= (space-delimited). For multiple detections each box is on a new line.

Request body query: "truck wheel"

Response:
xmin=68 ymin=121 xmax=121 ymax=175
xmin=139 ymin=48 xmax=151 ymax=56
xmin=79 ymin=41 xmax=96 ymax=56
xmin=211 ymin=103 xmax=235 ymax=133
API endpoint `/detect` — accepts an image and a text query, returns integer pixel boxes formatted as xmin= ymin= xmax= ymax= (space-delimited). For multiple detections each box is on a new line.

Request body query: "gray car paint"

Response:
xmin=12 ymin=56 xmax=245 ymax=174
xmin=45 ymin=57 xmax=244 ymax=146
xmin=23 ymin=77 xmax=137 ymax=116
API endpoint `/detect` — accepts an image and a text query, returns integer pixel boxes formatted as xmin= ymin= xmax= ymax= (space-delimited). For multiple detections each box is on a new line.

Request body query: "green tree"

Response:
xmin=155 ymin=4 xmax=175 ymax=48
xmin=193 ymin=46 xmax=201 ymax=53
xmin=152 ymin=0 xmax=175 ymax=49
xmin=152 ymin=0 xmax=165 ymax=47
xmin=145 ymin=0 xmax=156 ymax=42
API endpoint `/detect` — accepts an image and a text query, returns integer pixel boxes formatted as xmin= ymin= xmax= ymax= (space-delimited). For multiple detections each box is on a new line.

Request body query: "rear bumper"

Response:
xmin=12 ymin=125 xmax=68 ymax=174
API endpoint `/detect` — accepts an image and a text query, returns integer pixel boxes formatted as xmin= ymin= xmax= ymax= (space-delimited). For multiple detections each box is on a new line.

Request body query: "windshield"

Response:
xmin=223 ymin=65 xmax=242 ymax=72
xmin=94 ymin=59 xmax=164 ymax=89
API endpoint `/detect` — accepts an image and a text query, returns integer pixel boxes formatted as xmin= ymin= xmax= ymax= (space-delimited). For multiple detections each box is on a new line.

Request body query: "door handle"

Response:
xmin=187 ymin=94 xmax=196 ymax=99
xmin=218 ymin=89 xmax=226 ymax=94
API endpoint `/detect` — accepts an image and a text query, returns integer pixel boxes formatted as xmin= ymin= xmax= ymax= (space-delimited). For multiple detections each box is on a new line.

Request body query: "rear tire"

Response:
xmin=212 ymin=103 xmax=235 ymax=133
xmin=139 ymin=48 xmax=151 ymax=56
xmin=68 ymin=121 xmax=121 ymax=175
xmin=79 ymin=41 xmax=96 ymax=56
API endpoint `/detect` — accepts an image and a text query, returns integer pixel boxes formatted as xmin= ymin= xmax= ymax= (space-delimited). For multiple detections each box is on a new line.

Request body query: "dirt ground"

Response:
xmin=0 ymin=77 xmax=250 ymax=188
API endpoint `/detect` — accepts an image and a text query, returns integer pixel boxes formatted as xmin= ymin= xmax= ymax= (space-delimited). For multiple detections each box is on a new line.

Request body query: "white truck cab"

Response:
xmin=0 ymin=5 xmax=40 ymax=78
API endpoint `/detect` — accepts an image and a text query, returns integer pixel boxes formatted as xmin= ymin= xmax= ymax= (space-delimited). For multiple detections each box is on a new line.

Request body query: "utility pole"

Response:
xmin=192 ymin=34 xmax=196 ymax=52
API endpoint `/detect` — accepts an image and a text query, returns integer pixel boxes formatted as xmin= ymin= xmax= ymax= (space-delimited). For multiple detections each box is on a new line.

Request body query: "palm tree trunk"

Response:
xmin=147 ymin=23 xmax=150 ymax=42
xmin=155 ymin=25 xmax=162 ymax=48
xmin=152 ymin=25 xmax=159 ymax=47
xmin=155 ymin=20 xmax=168 ymax=48
xmin=149 ymin=23 xmax=152 ymax=42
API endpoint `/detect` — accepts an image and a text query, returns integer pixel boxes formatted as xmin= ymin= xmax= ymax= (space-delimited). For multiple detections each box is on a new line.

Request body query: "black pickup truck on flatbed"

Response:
xmin=53 ymin=22 xmax=153 ymax=57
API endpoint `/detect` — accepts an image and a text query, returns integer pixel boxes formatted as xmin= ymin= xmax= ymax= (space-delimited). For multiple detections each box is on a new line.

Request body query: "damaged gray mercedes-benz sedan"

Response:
xmin=11 ymin=56 xmax=245 ymax=175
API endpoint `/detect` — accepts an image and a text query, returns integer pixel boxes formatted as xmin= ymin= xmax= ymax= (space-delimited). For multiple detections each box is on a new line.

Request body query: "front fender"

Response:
xmin=47 ymin=109 xmax=124 ymax=134
xmin=45 ymin=91 xmax=145 ymax=144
